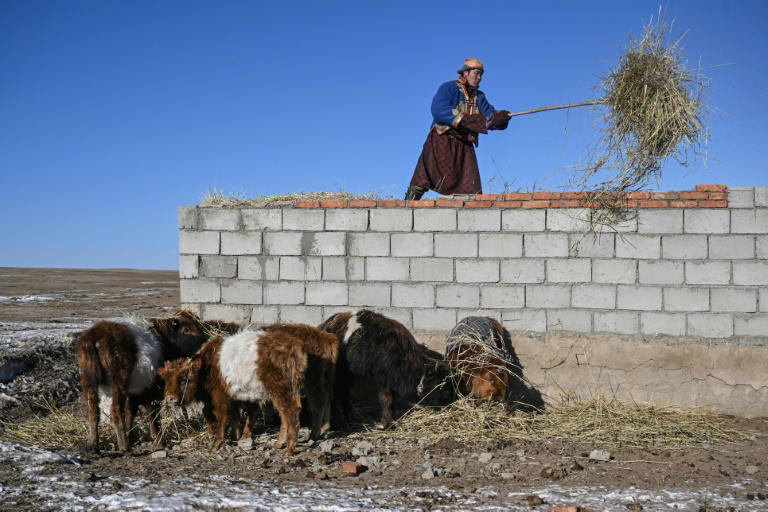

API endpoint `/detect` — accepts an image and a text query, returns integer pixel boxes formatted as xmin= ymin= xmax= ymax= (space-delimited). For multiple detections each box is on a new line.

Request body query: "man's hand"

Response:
xmin=489 ymin=110 xmax=511 ymax=130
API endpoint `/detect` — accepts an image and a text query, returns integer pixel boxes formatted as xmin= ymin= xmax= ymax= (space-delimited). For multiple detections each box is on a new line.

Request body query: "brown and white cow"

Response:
xmin=319 ymin=309 xmax=453 ymax=429
xmin=75 ymin=310 xmax=237 ymax=454
xmin=158 ymin=323 xmax=338 ymax=454
xmin=444 ymin=316 xmax=513 ymax=402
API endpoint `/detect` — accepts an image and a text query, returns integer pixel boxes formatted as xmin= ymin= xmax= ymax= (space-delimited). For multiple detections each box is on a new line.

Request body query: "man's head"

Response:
xmin=457 ymin=58 xmax=484 ymax=88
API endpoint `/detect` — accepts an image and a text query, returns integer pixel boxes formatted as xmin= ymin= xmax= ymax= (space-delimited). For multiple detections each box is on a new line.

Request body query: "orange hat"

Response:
xmin=457 ymin=58 xmax=484 ymax=74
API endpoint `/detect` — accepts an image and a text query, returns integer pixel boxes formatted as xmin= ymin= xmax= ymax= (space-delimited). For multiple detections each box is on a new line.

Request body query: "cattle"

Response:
xmin=319 ymin=309 xmax=452 ymax=429
xmin=158 ymin=323 xmax=338 ymax=454
xmin=75 ymin=310 xmax=237 ymax=454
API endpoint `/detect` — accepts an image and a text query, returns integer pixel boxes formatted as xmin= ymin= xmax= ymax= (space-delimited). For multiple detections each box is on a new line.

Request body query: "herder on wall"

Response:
xmin=405 ymin=58 xmax=511 ymax=200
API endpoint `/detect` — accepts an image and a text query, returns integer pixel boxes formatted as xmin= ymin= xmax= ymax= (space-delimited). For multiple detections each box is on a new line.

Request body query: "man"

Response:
xmin=405 ymin=58 xmax=511 ymax=200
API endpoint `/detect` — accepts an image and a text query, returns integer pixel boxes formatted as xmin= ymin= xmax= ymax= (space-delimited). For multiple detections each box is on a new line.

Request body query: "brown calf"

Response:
xmin=159 ymin=323 xmax=338 ymax=454
xmin=444 ymin=316 xmax=511 ymax=401
xmin=75 ymin=310 xmax=237 ymax=454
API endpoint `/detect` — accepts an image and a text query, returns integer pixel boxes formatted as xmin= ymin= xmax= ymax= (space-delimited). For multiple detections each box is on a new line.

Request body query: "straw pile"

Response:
xmin=572 ymin=14 xmax=709 ymax=218
xmin=364 ymin=396 xmax=750 ymax=448
xmin=199 ymin=187 xmax=380 ymax=207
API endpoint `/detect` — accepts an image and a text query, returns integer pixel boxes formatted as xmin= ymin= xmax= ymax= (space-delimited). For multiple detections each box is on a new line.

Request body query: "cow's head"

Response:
xmin=467 ymin=364 xmax=508 ymax=402
xmin=158 ymin=357 xmax=202 ymax=407
xmin=417 ymin=359 xmax=454 ymax=406
xmin=151 ymin=310 xmax=210 ymax=356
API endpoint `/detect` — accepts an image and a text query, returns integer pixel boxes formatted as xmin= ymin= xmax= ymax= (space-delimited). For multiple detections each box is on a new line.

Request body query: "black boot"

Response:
xmin=404 ymin=185 xmax=425 ymax=201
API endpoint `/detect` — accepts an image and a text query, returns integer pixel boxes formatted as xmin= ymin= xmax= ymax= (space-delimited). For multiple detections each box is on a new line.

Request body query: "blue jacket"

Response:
xmin=430 ymin=79 xmax=497 ymax=145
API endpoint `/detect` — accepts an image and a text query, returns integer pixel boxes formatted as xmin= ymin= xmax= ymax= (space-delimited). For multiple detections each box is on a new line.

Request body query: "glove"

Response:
xmin=489 ymin=110 xmax=511 ymax=130
xmin=459 ymin=113 xmax=488 ymax=134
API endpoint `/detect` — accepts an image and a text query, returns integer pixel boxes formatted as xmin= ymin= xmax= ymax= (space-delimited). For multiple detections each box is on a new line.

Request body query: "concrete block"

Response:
xmin=376 ymin=308 xmax=412 ymax=328
xmin=457 ymin=310 xmax=501 ymax=323
xmin=731 ymin=210 xmax=768 ymax=234
xmin=526 ymin=284 xmax=570 ymax=308
xmin=734 ymin=314 xmax=768 ymax=336
xmin=761 ymin=289 xmax=768 ymax=313
xmin=480 ymin=285 xmax=525 ymax=308
xmin=569 ymin=233 xmax=614 ymax=258
xmin=662 ymin=235 xmax=707 ymax=259
xmin=321 ymin=257 xmax=346 ymax=281
xmin=323 ymin=306 xmax=355 ymax=319
xmin=502 ymin=209 xmax=545 ymax=231
xmin=221 ymin=281 xmax=262 ymax=305
xmin=179 ymin=231 xmax=219 ymax=255
xmin=349 ymin=283 xmax=390 ymax=307
xmin=638 ymin=209 xmax=683 ymax=234
xmin=349 ymin=233 xmax=389 ymax=256
xmin=733 ymin=261 xmax=768 ymax=285
xmin=479 ymin=234 xmax=523 ymax=258
xmin=347 ymin=258 xmax=365 ymax=281
xmin=410 ymin=258 xmax=454 ymax=282
xmin=370 ymin=209 xmax=412 ymax=231
xmin=282 ymin=209 xmax=324 ymax=231
xmin=615 ymin=234 xmax=661 ymax=259
xmin=305 ymin=282 xmax=348 ymax=306
xmin=200 ymin=255 xmax=237 ymax=278
xmin=263 ymin=282 xmax=304 ymax=305
xmin=709 ymin=235 xmax=755 ymax=260
xmin=413 ymin=308 xmax=457 ymax=331
xmin=524 ymin=233 xmax=569 ymax=257
xmin=180 ymin=279 xmax=220 ymax=303
xmin=199 ymin=208 xmax=240 ymax=230
xmin=500 ymin=259 xmax=545 ymax=283
xmin=414 ymin=209 xmax=456 ymax=231
xmin=638 ymin=261 xmax=684 ymax=285
xmin=178 ymin=206 xmax=198 ymax=229
xmin=366 ymin=257 xmax=409 ymax=281
xmin=250 ymin=306 xmax=279 ymax=325
xmin=685 ymin=261 xmax=731 ymax=285
xmin=502 ymin=310 xmax=547 ymax=333
xmin=179 ymin=255 xmax=199 ymax=279
xmin=546 ymin=208 xmax=590 ymax=232
xmin=546 ymin=259 xmax=591 ymax=283
xmin=455 ymin=259 xmax=499 ymax=283
xmin=435 ymin=233 xmax=478 ymax=257
xmin=279 ymin=306 xmax=323 ymax=325
xmin=263 ymin=232 xmax=302 ymax=255
xmin=458 ymin=209 xmax=500 ymax=231
xmin=755 ymin=187 xmax=768 ymax=207
xmin=663 ymin=287 xmax=709 ymax=312
xmin=242 ymin=209 xmax=282 ymax=231
xmin=688 ymin=313 xmax=734 ymax=338
xmin=326 ymin=209 xmax=368 ymax=231
xmin=594 ymin=311 xmax=638 ymax=335
xmin=727 ymin=187 xmax=754 ymax=209
xmin=221 ymin=232 xmax=262 ymax=255
xmin=307 ymin=232 xmax=346 ymax=256
xmin=684 ymin=210 xmax=730 ymax=234
xmin=546 ymin=309 xmax=591 ymax=332
xmin=238 ymin=256 xmax=279 ymax=280
xmin=640 ymin=312 xmax=686 ymax=336
xmin=617 ymin=285 xmax=662 ymax=311
xmin=757 ymin=236 xmax=768 ymax=259
xmin=392 ymin=283 xmax=434 ymax=308
xmin=391 ymin=233 xmax=433 ymax=257
xmin=571 ymin=284 xmax=616 ymax=309
xmin=711 ymin=288 xmax=757 ymax=312
xmin=181 ymin=301 xmax=203 ymax=315
xmin=436 ymin=284 xmax=479 ymax=308
xmin=202 ymin=304 xmax=252 ymax=325
xmin=593 ymin=259 xmax=636 ymax=284
xmin=279 ymin=256 xmax=321 ymax=281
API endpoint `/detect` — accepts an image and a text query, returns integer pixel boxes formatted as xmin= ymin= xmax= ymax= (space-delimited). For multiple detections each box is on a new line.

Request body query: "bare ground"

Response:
xmin=1 ymin=267 xmax=767 ymax=510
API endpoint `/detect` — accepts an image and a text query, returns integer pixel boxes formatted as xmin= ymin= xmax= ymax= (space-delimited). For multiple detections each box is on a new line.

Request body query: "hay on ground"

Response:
xmin=199 ymin=188 xmax=382 ymax=207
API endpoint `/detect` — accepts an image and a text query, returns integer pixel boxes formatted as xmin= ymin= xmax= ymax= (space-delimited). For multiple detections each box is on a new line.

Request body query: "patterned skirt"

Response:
xmin=409 ymin=129 xmax=482 ymax=195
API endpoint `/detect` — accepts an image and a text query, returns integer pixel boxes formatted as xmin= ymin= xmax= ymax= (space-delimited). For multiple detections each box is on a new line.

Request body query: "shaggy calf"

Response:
xmin=319 ymin=309 xmax=452 ymax=429
xmin=444 ymin=316 xmax=513 ymax=401
xmin=75 ymin=310 xmax=235 ymax=454
xmin=158 ymin=323 xmax=338 ymax=453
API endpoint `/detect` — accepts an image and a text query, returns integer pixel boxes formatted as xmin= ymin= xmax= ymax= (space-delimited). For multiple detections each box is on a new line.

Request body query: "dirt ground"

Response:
xmin=1 ymin=267 xmax=767 ymax=510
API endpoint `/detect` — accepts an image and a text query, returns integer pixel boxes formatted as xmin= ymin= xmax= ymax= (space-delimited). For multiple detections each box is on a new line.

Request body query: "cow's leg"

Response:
xmin=378 ymin=388 xmax=394 ymax=429
xmin=111 ymin=389 xmax=130 ymax=453
xmin=82 ymin=384 xmax=100 ymax=453
xmin=145 ymin=400 xmax=163 ymax=449
xmin=202 ymin=402 xmax=217 ymax=441
xmin=212 ymin=402 xmax=230 ymax=450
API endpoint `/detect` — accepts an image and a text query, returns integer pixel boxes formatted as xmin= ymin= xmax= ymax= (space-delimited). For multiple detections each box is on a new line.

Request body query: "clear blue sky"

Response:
xmin=1 ymin=0 xmax=766 ymax=269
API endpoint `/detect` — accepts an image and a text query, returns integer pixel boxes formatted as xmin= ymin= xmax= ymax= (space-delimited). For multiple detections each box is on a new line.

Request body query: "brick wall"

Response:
xmin=178 ymin=185 xmax=768 ymax=343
